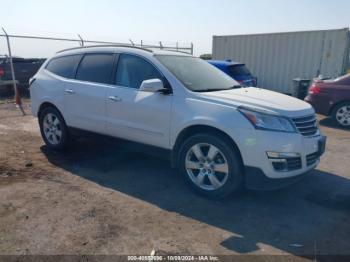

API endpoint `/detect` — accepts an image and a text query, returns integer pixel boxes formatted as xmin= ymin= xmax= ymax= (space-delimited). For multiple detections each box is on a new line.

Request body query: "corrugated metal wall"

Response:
xmin=212 ymin=28 xmax=350 ymax=95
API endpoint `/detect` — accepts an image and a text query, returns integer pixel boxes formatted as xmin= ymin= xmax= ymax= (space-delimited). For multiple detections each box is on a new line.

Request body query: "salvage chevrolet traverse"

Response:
xmin=30 ymin=46 xmax=326 ymax=198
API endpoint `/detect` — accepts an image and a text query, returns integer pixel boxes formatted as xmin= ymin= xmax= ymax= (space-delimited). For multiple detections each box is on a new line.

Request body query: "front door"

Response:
xmin=106 ymin=54 xmax=172 ymax=148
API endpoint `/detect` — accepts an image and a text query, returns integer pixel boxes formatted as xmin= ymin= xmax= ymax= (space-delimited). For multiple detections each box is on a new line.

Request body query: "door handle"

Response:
xmin=108 ymin=96 xmax=122 ymax=102
xmin=65 ymin=89 xmax=75 ymax=94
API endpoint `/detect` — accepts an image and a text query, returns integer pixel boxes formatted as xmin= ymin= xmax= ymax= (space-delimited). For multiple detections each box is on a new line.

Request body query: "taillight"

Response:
xmin=309 ymin=85 xmax=321 ymax=94
xmin=0 ymin=67 xmax=4 ymax=77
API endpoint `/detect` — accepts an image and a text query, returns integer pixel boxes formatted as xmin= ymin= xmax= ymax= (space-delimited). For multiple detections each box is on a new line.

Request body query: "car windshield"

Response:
xmin=155 ymin=55 xmax=240 ymax=92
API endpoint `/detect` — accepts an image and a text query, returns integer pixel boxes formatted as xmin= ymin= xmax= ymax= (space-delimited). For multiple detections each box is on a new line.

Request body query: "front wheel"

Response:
xmin=332 ymin=102 xmax=350 ymax=128
xmin=178 ymin=134 xmax=243 ymax=199
xmin=39 ymin=107 xmax=70 ymax=150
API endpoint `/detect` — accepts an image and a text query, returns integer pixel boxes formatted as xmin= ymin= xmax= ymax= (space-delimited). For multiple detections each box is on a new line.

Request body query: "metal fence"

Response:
xmin=0 ymin=28 xmax=193 ymax=113
xmin=0 ymin=31 xmax=194 ymax=55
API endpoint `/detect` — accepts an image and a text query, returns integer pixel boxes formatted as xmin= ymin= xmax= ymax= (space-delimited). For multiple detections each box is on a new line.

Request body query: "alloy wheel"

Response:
xmin=185 ymin=143 xmax=229 ymax=191
xmin=336 ymin=105 xmax=350 ymax=126
xmin=43 ymin=113 xmax=62 ymax=145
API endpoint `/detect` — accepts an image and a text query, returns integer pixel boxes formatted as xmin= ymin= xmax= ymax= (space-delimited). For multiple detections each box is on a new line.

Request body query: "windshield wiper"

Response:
xmin=196 ymin=88 xmax=224 ymax=92
xmin=230 ymin=85 xmax=243 ymax=89
xmin=196 ymin=85 xmax=243 ymax=92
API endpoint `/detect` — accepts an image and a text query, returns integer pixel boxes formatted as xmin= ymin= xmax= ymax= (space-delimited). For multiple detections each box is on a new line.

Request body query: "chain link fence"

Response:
xmin=0 ymin=28 xmax=193 ymax=105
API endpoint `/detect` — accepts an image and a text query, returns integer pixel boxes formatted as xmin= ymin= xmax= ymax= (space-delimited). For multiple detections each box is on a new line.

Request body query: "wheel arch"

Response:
xmin=328 ymin=100 xmax=350 ymax=116
xmin=171 ymin=124 xmax=243 ymax=168
xmin=38 ymin=102 xmax=63 ymax=118
xmin=37 ymin=101 xmax=70 ymax=150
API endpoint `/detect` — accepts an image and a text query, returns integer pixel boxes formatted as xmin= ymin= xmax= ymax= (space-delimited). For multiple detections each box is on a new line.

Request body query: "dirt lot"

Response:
xmin=0 ymin=100 xmax=349 ymax=258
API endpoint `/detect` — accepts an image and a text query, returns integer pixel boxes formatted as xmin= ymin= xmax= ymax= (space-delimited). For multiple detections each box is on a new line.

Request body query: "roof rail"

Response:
xmin=56 ymin=44 xmax=153 ymax=54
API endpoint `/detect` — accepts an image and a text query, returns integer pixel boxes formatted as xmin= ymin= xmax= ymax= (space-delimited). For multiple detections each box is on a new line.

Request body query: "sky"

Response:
xmin=1 ymin=0 xmax=350 ymax=57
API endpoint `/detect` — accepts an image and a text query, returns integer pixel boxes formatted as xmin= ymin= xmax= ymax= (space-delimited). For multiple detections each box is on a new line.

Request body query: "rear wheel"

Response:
xmin=39 ymin=107 xmax=70 ymax=150
xmin=332 ymin=102 xmax=350 ymax=128
xmin=178 ymin=133 xmax=243 ymax=199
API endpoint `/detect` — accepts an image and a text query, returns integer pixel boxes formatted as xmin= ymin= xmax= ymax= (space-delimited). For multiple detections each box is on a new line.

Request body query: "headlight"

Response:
xmin=238 ymin=107 xmax=296 ymax=133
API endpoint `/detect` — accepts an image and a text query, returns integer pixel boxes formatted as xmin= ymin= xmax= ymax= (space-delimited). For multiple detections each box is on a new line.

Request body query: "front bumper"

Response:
xmin=231 ymin=126 xmax=326 ymax=182
xmin=241 ymin=135 xmax=326 ymax=191
xmin=241 ymin=133 xmax=326 ymax=190
xmin=244 ymin=166 xmax=311 ymax=190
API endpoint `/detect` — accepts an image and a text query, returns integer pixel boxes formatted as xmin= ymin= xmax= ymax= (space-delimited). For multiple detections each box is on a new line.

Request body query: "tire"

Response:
xmin=332 ymin=102 xmax=350 ymax=129
xmin=178 ymin=133 xmax=244 ymax=199
xmin=39 ymin=106 xmax=70 ymax=150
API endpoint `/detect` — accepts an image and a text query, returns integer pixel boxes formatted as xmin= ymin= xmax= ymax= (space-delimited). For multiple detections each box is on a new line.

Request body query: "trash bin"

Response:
xmin=293 ymin=78 xmax=311 ymax=100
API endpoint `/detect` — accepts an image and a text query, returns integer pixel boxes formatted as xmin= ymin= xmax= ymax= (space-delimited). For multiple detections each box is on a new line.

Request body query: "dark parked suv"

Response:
xmin=0 ymin=56 xmax=45 ymax=96
xmin=305 ymin=74 xmax=350 ymax=128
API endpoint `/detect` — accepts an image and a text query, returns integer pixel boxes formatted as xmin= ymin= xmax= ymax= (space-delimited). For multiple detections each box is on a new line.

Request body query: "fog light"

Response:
xmin=266 ymin=151 xmax=300 ymax=159
xmin=267 ymin=151 xmax=302 ymax=172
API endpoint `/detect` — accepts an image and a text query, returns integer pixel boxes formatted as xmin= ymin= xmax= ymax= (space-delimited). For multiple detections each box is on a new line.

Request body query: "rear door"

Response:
xmin=63 ymin=53 xmax=116 ymax=134
xmin=106 ymin=53 xmax=172 ymax=148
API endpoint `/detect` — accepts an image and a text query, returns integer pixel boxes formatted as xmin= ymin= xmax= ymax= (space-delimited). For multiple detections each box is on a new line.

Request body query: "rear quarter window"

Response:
xmin=46 ymin=55 xmax=82 ymax=79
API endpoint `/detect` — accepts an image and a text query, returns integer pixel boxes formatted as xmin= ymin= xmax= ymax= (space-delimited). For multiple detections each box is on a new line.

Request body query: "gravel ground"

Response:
xmin=0 ymin=100 xmax=349 ymax=259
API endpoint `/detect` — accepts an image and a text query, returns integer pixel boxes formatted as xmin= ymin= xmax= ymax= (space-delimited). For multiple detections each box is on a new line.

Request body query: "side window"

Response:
xmin=46 ymin=55 xmax=82 ymax=78
xmin=116 ymin=54 xmax=162 ymax=89
xmin=76 ymin=53 xmax=115 ymax=84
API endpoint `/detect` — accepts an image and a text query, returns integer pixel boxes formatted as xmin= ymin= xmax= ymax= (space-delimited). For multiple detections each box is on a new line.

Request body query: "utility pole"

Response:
xmin=2 ymin=27 xmax=25 ymax=115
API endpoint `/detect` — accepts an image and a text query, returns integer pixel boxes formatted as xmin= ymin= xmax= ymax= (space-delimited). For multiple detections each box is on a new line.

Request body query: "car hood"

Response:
xmin=196 ymin=87 xmax=314 ymax=118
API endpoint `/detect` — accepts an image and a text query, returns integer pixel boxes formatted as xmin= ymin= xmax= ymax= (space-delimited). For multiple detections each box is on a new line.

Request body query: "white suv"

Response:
xmin=30 ymin=46 xmax=326 ymax=198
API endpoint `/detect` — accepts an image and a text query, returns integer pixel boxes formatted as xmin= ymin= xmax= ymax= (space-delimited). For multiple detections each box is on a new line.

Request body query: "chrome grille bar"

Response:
xmin=292 ymin=114 xmax=318 ymax=136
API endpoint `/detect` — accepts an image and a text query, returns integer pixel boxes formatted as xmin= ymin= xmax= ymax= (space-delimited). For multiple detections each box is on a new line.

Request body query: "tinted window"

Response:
xmin=116 ymin=54 xmax=162 ymax=89
xmin=229 ymin=65 xmax=251 ymax=76
xmin=76 ymin=53 xmax=115 ymax=84
xmin=46 ymin=55 xmax=82 ymax=78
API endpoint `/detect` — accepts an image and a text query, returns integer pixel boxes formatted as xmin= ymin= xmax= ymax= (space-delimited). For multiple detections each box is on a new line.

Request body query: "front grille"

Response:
xmin=306 ymin=152 xmax=319 ymax=166
xmin=292 ymin=115 xmax=318 ymax=136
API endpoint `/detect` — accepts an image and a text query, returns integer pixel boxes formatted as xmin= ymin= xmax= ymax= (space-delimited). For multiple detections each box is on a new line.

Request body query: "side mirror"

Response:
xmin=139 ymin=79 xmax=165 ymax=93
